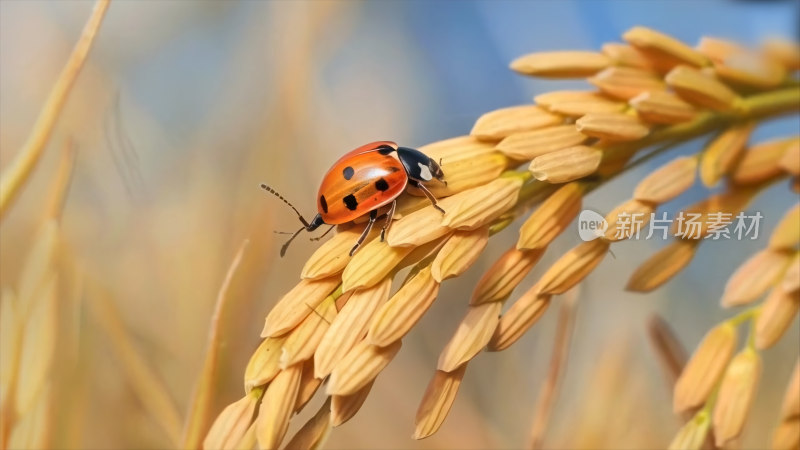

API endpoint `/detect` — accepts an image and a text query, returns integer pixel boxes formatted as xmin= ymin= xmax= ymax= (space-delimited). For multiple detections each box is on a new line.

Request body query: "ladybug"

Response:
xmin=262 ymin=141 xmax=446 ymax=257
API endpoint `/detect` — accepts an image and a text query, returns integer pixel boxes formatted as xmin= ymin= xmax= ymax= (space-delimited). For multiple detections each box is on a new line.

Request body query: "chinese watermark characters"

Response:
xmin=578 ymin=210 xmax=763 ymax=241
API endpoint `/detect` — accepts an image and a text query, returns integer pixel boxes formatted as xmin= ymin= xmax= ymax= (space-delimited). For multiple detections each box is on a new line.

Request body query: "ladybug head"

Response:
xmin=397 ymin=147 xmax=446 ymax=184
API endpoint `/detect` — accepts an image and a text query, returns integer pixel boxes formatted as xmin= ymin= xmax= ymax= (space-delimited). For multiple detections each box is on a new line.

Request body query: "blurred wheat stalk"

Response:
xmin=200 ymin=27 xmax=800 ymax=450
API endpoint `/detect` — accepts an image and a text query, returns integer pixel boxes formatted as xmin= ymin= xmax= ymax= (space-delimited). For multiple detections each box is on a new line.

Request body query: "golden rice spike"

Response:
xmin=713 ymin=347 xmax=762 ymax=447
xmin=368 ymin=267 xmax=439 ymax=347
xmin=529 ymin=145 xmax=603 ymax=183
xmin=441 ymin=176 xmax=524 ymax=230
xmin=629 ymin=90 xmax=698 ymax=124
xmin=761 ymin=37 xmax=800 ymax=71
xmin=301 ymin=223 xmax=376 ymax=280
xmin=432 ymin=227 xmax=489 ymax=282
xmin=471 ymin=105 xmax=562 ymax=141
xmin=665 ymin=65 xmax=741 ymax=111
xmin=713 ymin=53 xmax=786 ymax=89
xmin=601 ymin=42 xmax=654 ymax=70
xmin=510 ymin=51 xmax=611 ymax=78
xmin=413 ymin=365 xmax=468 ymax=440
xmin=408 ymin=152 xmax=508 ymax=198
xmin=626 ymin=240 xmax=700 ymax=292
xmin=244 ymin=336 xmax=287 ymax=392
xmin=588 ymin=66 xmax=667 ymax=100
xmin=340 ymin=241 xmax=412 ymax=292
xmin=538 ymin=239 xmax=610 ymax=295
xmin=623 ymin=26 xmax=710 ymax=71
xmin=283 ymin=398 xmax=331 ymax=450
xmin=755 ymin=286 xmax=799 ymax=350
xmin=721 ymin=249 xmax=792 ymax=307
xmin=603 ymin=199 xmax=655 ymax=241
xmin=7 ymin=386 xmax=50 ymax=449
xmin=755 ymin=286 xmax=800 ymax=350
xmin=697 ymin=36 xmax=748 ymax=63
xmin=772 ymin=418 xmax=800 ymax=450
xmin=700 ymin=122 xmax=755 ymax=187
xmin=576 ymin=112 xmax=650 ymax=141
xmin=280 ymin=295 xmax=338 ymax=368
xmin=256 ymin=365 xmax=303 ymax=450
xmin=331 ymin=380 xmax=374 ymax=427
xmin=732 ymin=137 xmax=797 ymax=186
xmin=517 ymin=182 xmax=584 ymax=250
xmin=535 ymin=91 xmax=627 ymax=117
xmin=261 ymin=277 xmax=340 ymax=337
xmin=203 ymin=393 xmax=260 ymax=450
xmin=326 ymin=340 xmax=402 ymax=396
xmin=633 ymin=155 xmax=698 ymax=204
xmin=496 ymin=125 xmax=589 ymax=160
xmin=781 ymin=361 xmax=800 ymax=420
xmin=437 ymin=301 xmax=502 ymax=372
xmin=418 ymin=135 xmax=496 ymax=163
xmin=314 ymin=279 xmax=391 ymax=378
xmin=668 ymin=410 xmax=711 ymax=450
xmin=488 ymin=286 xmax=551 ymax=352
xmin=470 ymin=246 xmax=545 ymax=305
xmin=779 ymin=138 xmax=800 ymax=176
xmin=293 ymin=359 xmax=322 ymax=413
xmin=674 ymin=322 xmax=737 ymax=413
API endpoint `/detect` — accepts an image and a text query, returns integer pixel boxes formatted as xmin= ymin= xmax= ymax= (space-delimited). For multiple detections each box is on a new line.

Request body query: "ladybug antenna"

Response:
xmin=280 ymin=226 xmax=305 ymax=257
xmin=260 ymin=184 xmax=310 ymax=227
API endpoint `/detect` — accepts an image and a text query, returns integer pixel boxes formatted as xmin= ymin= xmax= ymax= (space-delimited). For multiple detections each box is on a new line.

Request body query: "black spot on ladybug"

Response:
xmin=377 ymin=145 xmax=394 ymax=155
xmin=342 ymin=166 xmax=355 ymax=180
xmin=319 ymin=195 xmax=328 ymax=213
xmin=343 ymin=194 xmax=359 ymax=211
xmin=375 ymin=178 xmax=390 ymax=191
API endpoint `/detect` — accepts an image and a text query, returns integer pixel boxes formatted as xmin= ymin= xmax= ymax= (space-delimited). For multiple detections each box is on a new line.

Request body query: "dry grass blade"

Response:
xmin=721 ymin=249 xmax=791 ymax=307
xmin=182 ymin=240 xmax=250 ymax=449
xmin=261 ymin=277 xmax=340 ymax=337
xmin=627 ymin=240 xmax=699 ymax=292
xmin=511 ymin=51 xmax=611 ymax=78
xmin=432 ymin=228 xmax=489 ymax=282
xmin=576 ymin=112 xmax=650 ymax=141
xmin=517 ymin=182 xmax=583 ymax=250
xmin=529 ymin=296 xmax=576 ymax=449
xmin=674 ymin=322 xmax=737 ymax=413
xmin=497 ymin=125 xmax=589 ymax=160
xmin=623 ymin=26 xmax=710 ymax=70
xmin=256 ymin=364 xmax=303 ymax=450
xmin=646 ymin=315 xmax=688 ymax=388
xmin=315 ymin=279 xmax=391 ymax=378
xmin=0 ymin=0 xmax=110 ymax=219
xmin=437 ymin=301 xmax=502 ymax=372
xmin=368 ymin=267 xmax=438 ymax=347
xmin=700 ymin=122 xmax=755 ymax=187
xmin=7 ymin=386 xmax=50 ymax=450
xmin=87 ymin=283 xmax=182 ymax=445
xmin=713 ymin=347 xmax=762 ymax=447
xmin=413 ymin=365 xmax=468 ymax=440
xmin=470 ymin=246 xmax=545 ymax=305
xmin=331 ymin=380 xmax=374 ymax=427
xmin=633 ymin=155 xmax=698 ymax=204
xmin=202 ymin=393 xmax=260 ymax=450
xmin=283 ymin=398 xmax=331 ymax=450
xmin=327 ymin=340 xmax=402 ymax=396
xmin=529 ymin=145 xmax=603 ymax=183
xmin=538 ymin=239 xmax=609 ymax=295
xmin=471 ymin=105 xmax=562 ymax=141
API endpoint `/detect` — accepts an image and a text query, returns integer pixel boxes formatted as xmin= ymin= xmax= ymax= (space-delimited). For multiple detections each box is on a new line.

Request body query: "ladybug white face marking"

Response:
xmin=417 ymin=162 xmax=433 ymax=181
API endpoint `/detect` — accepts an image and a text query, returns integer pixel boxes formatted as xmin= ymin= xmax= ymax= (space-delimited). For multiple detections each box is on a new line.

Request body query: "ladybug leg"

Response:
xmin=310 ymin=225 xmax=336 ymax=242
xmin=350 ymin=209 xmax=378 ymax=256
xmin=380 ymin=199 xmax=397 ymax=242
xmin=410 ymin=180 xmax=445 ymax=214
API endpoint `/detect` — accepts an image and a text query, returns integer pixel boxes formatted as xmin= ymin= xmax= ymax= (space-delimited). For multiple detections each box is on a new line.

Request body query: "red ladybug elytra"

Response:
xmin=261 ymin=141 xmax=446 ymax=257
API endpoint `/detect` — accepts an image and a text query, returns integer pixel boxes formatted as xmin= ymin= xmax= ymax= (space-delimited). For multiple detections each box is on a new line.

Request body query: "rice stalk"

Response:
xmin=206 ymin=27 xmax=800 ymax=449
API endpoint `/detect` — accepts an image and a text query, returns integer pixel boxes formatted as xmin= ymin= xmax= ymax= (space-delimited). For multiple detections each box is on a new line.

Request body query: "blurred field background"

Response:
xmin=1 ymin=1 xmax=799 ymax=449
